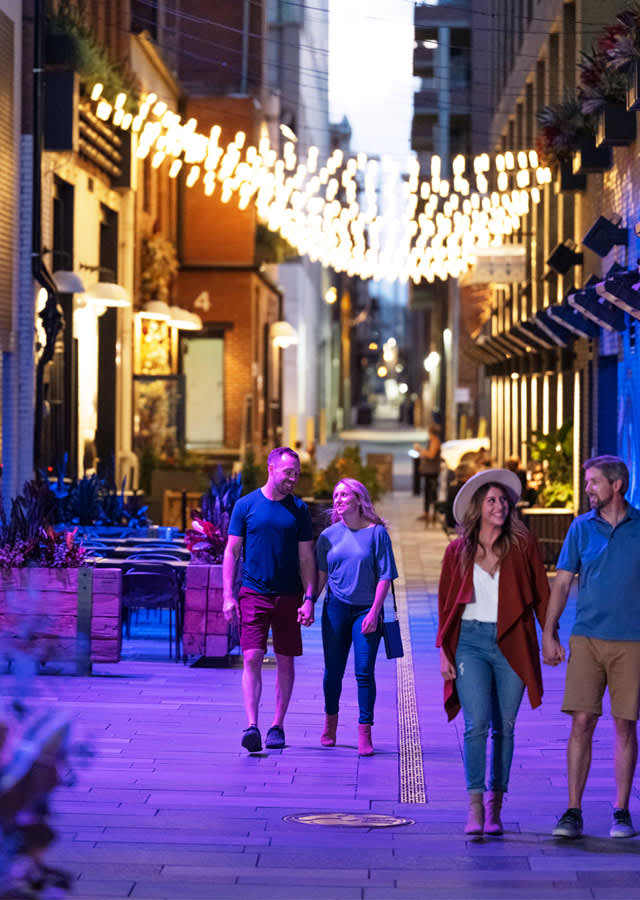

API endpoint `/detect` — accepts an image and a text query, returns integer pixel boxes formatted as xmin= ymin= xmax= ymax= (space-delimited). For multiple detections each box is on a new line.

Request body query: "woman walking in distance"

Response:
xmin=315 ymin=478 xmax=398 ymax=756
xmin=437 ymin=469 xmax=550 ymax=835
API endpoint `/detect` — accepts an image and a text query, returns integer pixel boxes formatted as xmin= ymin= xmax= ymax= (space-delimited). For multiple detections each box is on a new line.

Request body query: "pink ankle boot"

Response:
xmin=358 ymin=724 xmax=374 ymax=756
xmin=321 ymin=714 xmax=338 ymax=747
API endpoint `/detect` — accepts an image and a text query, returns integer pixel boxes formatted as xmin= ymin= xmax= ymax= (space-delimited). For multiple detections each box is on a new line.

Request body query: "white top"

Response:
xmin=461 ymin=564 xmax=500 ymax=622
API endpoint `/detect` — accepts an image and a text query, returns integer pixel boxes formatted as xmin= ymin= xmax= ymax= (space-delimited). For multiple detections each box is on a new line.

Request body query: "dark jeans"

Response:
xmin=423 ymin=473 xmax=438 ymax=512
xmin=321 ymin=595 xmax=382 ymax=724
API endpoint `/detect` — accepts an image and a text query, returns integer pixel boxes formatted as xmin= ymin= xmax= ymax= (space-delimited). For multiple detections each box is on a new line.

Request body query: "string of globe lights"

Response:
xmin=90 ymin=84 xmax=552 ymax=284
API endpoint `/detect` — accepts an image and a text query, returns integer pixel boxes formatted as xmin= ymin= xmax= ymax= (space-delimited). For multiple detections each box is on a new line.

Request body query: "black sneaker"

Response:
xmin=552 ymin=807 xmax=583 ymax=838
xmin=265 ymin=725 xmax=285 ymax=749
xmin=610 ymin=808 xmax=635 ymax=838
xmin=241 ymin=725 xmax=262 ymax=753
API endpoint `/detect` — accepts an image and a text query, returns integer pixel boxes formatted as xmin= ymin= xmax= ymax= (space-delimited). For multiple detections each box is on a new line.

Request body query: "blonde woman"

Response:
xmin=315 ymin=478 xmax=398 ymax=756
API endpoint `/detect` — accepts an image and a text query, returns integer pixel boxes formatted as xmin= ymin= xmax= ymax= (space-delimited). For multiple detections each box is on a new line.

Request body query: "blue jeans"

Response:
xmin=322 ymin=595 xmax=382 ymax=724
xmin=455 ymin=620 xmax=525 ymax=792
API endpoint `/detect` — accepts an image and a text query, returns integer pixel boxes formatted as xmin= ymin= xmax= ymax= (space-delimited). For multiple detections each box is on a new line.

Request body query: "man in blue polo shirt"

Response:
xmin=223 ymin=447 xmax=316 ymax=754
xmin=543 ymin=455 xmax=640 ymax=839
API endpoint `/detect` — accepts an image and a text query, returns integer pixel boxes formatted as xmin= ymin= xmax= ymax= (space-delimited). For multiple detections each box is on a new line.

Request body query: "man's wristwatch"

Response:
xmin=304 ymin=594 xmax=317 ymax=604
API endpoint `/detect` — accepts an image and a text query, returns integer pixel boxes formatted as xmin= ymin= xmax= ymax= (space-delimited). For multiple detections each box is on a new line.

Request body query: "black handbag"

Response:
xmin=381 ymin=582 xmax=404 ymax=659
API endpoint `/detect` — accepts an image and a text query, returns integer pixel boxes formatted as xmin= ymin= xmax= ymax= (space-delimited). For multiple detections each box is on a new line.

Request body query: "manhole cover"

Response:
xmin=283 ymin=812 xmax=414 ymax=828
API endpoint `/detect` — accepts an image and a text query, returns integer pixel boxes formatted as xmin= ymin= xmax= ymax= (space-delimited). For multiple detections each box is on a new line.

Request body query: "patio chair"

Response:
xmin=125 ymin=549 xmax=189 ymax=561
xmin=121 ymin=562 xmax=183 ymax=660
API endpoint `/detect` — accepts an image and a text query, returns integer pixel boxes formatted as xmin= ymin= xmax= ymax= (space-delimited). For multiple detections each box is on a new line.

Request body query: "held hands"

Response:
xmin=298 ymin=598 xmax=315 ymax=627
xmin=542 ymin=630 xmax=566 ymax=666
xmin=222 ymin=595 xmax=238 ymax=623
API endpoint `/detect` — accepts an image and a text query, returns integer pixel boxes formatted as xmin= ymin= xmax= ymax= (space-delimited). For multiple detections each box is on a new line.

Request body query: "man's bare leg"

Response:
xmin=242 ymin=648 xmax=264 ymax=726
xmin=567 ymin=711 xmax=598 ymax=808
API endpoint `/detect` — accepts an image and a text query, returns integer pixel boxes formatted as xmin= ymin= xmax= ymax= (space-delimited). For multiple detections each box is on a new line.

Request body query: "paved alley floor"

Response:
xmin=4 ymin=491 xmax=640 ymax=899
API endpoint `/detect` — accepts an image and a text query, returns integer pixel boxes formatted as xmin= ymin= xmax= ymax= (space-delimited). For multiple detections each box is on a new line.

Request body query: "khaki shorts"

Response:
xmin=562 ymin=635 xmax=640 ymax=721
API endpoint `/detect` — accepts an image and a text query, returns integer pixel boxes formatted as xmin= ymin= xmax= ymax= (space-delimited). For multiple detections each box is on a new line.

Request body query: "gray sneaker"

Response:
xmin=610 ymin=808 xmax=635 ymax=838
xmin=552 ymin=808 xmax=583 ymax=838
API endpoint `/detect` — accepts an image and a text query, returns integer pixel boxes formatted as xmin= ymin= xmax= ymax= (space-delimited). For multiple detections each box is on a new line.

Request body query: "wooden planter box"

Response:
xmin=521 ymin=508 xmax=574 ymax=569
xmin=554 ymin=162 xmax=586 ymax=193
xmin=596 ymin=102 xmax=637 ymax=147
xmin=183 ymin=564 xmax=232 ymax=658
xmin=0 ymin=567 xmax=122 ymax=663
xmin=627 ymin=59 xmax=640 ymax=111
xmin=572 ymin=135 xmax=613 ymax=174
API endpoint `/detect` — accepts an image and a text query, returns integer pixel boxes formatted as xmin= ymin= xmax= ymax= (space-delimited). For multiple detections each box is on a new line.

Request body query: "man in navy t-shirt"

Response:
xmin=223 ymin=447 xmax=316 ymax=753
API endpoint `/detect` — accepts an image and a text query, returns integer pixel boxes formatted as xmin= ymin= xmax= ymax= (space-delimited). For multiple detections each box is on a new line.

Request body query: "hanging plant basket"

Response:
xmin=595 ymin=101 xmax=637 ymax=146
xmin=572 ymin=133 xmax=613 ymax=173
xmin=554 ymin=162 xmax=587 ymax=193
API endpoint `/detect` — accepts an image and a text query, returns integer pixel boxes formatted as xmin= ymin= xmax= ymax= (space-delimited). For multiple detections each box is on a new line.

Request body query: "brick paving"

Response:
xmin=5 ymin=490 xmax=640 ymax=899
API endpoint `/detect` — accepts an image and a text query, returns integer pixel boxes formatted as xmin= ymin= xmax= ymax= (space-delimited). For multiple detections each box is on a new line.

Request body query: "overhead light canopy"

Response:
xmin=582 ymin=216 xmax=628 ymax=257
xmin=271 ymin=320 xmax=298 ymax=348
xmin=169 ymin=306 xmax=203 ymax=330
xmin=52 ymin=270 xmax=86 ymax=293
xmin=141 ymin=300 xmax=172 ymax=320
xmin=84 ymin=281 xmax=131 ymax=307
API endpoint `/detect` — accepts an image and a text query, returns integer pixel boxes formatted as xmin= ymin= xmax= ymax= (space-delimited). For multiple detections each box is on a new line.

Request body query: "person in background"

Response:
xmin=437 ymin=469 xmax=550 ymax=835
xmin=315 ymin=478 xmax=398 ymax=756
xmin=223 ymin=447 xmax=317 ymax=754
xmin=543 ymin=455 xmax=640 ymax=839
xmin=414 ymin=423 xmax=442 ymax=525
xmin=505 ymin=456 xmax=527 ymax=494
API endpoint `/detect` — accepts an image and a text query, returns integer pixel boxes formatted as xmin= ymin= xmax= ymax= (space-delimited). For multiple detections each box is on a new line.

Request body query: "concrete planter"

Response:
xmin=0 ymin=567 xmax=122 ymax=663
xmin=183 ymin=564 xmax=232 ymax=659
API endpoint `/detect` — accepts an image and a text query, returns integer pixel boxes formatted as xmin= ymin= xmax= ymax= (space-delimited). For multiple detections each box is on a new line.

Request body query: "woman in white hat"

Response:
xmin=436 ymin=469 xmax=550 ymax=836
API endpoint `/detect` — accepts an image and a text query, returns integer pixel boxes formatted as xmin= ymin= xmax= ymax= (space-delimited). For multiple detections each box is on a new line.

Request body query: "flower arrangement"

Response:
xmin=185 ymin=468 xmax=242 ymax=563
xmin=536 ymin=98 xmax=591 ymax=164
xmin=577 ymin=41 xmax=628 ymax=114
xmin=0 ymin=481 xmax=88 ymax=569
xmin=184 ymin=516 xmax=227 ymax=564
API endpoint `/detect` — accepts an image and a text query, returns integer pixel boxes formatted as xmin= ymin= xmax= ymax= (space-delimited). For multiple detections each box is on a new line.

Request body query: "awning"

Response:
xmin=596 ymin=272 xmax=640 ymax=320
xmin=534 ymin=308 xmax=572 ymax=346
xmin=567 ymin=286 xmax=626 ymax=332
xmin=546 ymin=303 xmax=600 ymax=338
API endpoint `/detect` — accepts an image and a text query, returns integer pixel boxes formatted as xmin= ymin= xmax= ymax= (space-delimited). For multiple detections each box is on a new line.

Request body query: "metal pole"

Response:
xmin=240 ymin=0 xmax=249 ymax=94
xmin=445 ymin=278 xmax=460 ymax=442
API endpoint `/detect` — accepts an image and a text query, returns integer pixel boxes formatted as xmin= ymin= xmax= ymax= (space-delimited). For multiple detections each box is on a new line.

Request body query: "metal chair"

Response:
xmin=125 ymin=549 xmax=189 ymax=561
xmin=121 ymin=562 xmax=183 ymax=660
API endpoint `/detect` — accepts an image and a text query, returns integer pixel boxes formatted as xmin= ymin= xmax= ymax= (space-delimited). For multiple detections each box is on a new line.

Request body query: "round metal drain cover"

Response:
xmin=284 ymin=812 xmax=414 ymax=828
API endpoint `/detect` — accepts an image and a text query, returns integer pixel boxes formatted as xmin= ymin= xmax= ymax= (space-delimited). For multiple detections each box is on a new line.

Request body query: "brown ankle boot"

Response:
xmin=320 ymin=714 xmax=338 ymax=747
xmin=485 ymin=790 xmax=504 ymax=835
xmin=465 ymin=792 xmax=485 ymax=835
xmin=358 ymin=724 xmax=374 ymax=756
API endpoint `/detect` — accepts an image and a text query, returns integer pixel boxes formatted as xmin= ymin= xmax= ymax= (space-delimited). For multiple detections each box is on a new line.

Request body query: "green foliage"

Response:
xmin=312 ymin=446 xmax=382 ymax=501
xmin=241 ymin=449 xmax=267 ymax=496
xmin=527 ymin=421 xmax=574 ymax=508
xmin=255 ymin=223 xmax=299 ymax=264
xmin=46 ymin=2 xmax=139 ymax=111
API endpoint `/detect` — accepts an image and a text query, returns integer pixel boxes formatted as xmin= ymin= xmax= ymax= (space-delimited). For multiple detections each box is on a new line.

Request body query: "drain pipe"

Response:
xmin=31 ymin=0 xmax=62 ymax=472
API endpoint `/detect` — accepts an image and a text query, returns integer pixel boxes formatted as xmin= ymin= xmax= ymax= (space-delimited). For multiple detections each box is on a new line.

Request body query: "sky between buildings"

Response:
xmin=328 ymin=0 xmax=414 ymax=165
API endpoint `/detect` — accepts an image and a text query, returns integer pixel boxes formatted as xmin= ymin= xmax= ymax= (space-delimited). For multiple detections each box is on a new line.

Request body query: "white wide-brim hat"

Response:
xmin=452 ymin=468 xmax=522 ymax=526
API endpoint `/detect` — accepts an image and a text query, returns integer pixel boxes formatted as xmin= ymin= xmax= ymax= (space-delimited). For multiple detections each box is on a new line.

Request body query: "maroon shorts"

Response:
xmin=238 ymin=587 xmax=303 ymax=657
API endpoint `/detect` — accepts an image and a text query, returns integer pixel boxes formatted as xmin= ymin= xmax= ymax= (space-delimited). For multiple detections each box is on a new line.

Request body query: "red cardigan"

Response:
xmin=436 ymin=533 xmax=550 ymax=721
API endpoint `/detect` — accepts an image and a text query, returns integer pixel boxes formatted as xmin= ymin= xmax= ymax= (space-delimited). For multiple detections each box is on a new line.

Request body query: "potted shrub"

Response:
xmin=0 ymin=481 xmax=122 ymax=664
xmin=521 ymin=422 xmax=575 ymax=568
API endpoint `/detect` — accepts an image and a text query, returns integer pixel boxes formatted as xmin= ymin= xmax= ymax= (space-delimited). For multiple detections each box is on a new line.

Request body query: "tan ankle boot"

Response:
xmin=485 ymin=790 xmax=504 ymax=835
xmin=320 ymin=714 xmax=338 ymax=747
xmin=358 ymin=723 xmax=374 ymax=756
xmin=465 ymin=792 xmax=485 ymax=835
